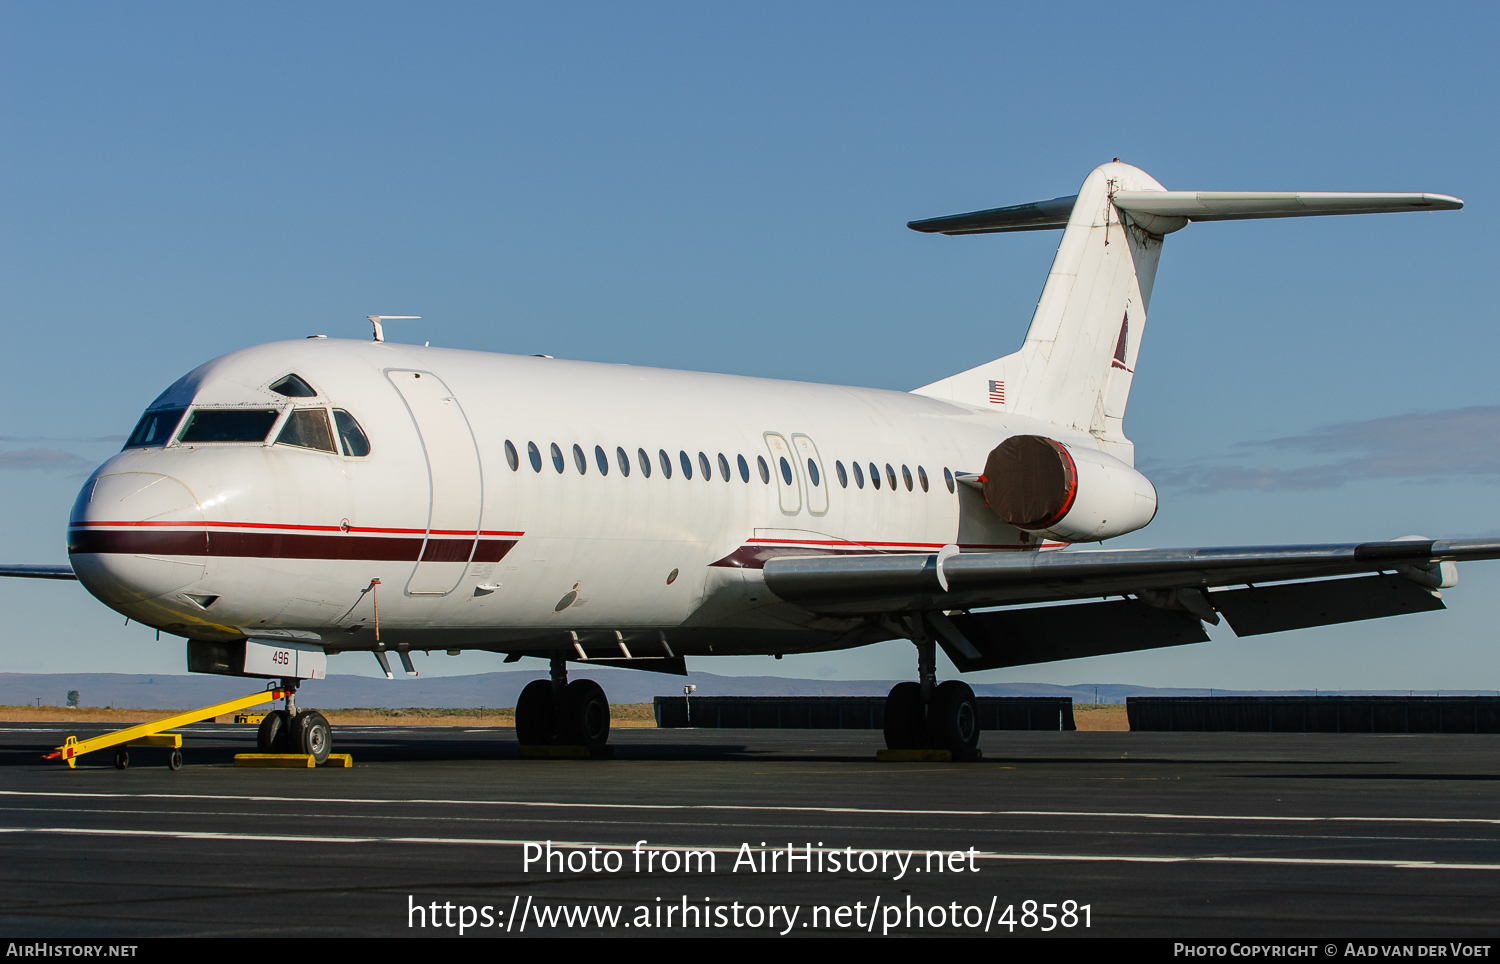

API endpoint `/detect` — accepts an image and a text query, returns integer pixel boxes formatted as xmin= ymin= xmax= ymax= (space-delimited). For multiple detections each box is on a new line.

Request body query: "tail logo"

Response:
xmin=987 ymin=380 xmax=1006 ymax=405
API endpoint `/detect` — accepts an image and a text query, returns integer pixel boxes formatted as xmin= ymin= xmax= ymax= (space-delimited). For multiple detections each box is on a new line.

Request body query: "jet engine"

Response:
xmin=980 ymin=435 xmax=1157 ymax=543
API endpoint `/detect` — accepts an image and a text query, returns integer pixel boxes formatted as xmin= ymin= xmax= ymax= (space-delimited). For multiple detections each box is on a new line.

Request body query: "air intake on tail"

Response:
xmin=981 ymin=435 xmax=1156 ymax=543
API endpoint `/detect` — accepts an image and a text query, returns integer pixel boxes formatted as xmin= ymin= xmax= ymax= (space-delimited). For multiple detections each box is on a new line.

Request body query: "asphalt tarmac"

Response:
xmin=2 ymin=722 xmax=1499 ymax=938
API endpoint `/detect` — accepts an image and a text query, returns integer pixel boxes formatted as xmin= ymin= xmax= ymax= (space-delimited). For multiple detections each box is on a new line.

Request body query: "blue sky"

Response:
xmin=2 ymin=3 xmax=1497 ymax=689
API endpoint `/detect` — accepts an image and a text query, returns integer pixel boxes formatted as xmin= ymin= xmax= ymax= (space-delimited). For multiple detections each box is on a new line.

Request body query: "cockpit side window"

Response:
xmin=332 ymin=410 xmax=371 ymax=457
xmin=276 ymin=409 xmax=337 ymax=452
xmin=177 ymin=409 xmax=280 ymax=443
xmin=269 ymin=374 xmax=318 ymax=398
xmin=123 ymin=408 xmax=187 ymax=449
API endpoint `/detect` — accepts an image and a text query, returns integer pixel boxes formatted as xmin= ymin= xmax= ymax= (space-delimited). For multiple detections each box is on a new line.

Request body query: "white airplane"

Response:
xmin=4 ymin=160 xmax=1489 ymax=763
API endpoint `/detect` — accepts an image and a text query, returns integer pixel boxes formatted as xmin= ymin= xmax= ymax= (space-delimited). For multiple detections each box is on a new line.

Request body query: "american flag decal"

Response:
xmin=988 ymin=379 xmax=1005 ymax=404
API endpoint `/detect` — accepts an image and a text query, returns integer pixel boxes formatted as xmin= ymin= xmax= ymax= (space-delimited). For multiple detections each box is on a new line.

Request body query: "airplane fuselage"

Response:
xmin=69 ymin=337 xmax=1083 ymax=659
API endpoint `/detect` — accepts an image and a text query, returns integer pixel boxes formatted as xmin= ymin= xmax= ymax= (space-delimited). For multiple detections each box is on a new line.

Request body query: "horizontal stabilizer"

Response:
xmin=1113 ymin=190 xmax=1461 ymax=234
xmin=907 ymin=195 xmax=1077 ymax=235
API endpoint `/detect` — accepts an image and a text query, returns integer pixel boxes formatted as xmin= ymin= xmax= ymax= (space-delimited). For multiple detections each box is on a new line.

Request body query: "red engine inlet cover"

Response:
xmin=981 ymin=435 xmax=1078 ymax=530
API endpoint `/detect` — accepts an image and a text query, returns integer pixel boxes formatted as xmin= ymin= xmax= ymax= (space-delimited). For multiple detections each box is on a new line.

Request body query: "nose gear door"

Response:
xmin=386 ymin=370 xmax=483 ymax=595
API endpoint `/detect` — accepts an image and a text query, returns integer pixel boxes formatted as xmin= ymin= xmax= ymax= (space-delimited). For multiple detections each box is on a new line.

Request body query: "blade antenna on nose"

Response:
xmin=366 ymin=315 xmax=421 ymax=343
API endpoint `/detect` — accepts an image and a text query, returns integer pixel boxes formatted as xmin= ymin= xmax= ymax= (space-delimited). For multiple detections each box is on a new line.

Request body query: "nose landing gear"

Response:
xmin=514 ymin=652 xmax=613 ymax=757
xmin=255 ymin=682 xmax=332 ymax=765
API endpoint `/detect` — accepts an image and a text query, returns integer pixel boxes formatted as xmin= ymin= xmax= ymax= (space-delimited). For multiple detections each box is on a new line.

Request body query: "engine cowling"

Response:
xmin=980 ymin=435 xmax=1157 ymax=543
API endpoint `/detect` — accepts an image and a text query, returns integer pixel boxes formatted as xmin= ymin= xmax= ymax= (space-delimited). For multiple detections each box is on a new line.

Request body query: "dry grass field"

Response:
xmin=3 ymin=703 xmax=1132 ymax=731
xmin=0 ymin=704 xmax=661 ymax=727
xmin=1073 ymin=704 xmax=1130 ymax=731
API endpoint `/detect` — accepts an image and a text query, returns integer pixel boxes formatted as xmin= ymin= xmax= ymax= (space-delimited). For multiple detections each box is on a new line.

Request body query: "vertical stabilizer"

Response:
xmin=911 ymin=161 xmax=1166 ymax=463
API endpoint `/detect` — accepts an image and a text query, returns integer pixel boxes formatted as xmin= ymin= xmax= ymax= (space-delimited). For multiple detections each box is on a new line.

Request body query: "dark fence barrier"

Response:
xmin=653 ymin=696 xmax=1075 ymax=731
xmin=1127 ymin=697 xmax=1500 ymax=733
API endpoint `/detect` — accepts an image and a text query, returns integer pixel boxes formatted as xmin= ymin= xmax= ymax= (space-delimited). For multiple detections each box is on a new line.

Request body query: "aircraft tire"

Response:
xmin=114 ymin=749 xmax=128 ymax=770
xmin=926 ymin=680 xmax=980 ymax=759
xmin=515 ymin=680 xmax=555 ymax=746
xmin=291 ymin=710 xmax=332 ymax=765
xmin=168 ymin=748 xmax=184 ymax=771
xmin=882 ymin=681 xmax=925 ymax=750
xmin=558 ymin=679 xmax=611 ymax=754
xmin=257 ymin=710 xmax=291 ymax=753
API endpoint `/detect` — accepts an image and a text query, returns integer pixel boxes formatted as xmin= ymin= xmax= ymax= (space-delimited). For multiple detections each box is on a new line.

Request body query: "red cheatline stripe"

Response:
xmin=747 ymin=538 xmax=947 ymax=549
xmin=70 ymin=520 xmax=522 ymax=537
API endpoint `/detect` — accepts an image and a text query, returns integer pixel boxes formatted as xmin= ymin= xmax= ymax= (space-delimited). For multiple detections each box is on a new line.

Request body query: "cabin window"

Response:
xmin=659 ymin=449 xmax=672 ymax=479
xmin=178 ymin=409 xmax=280 ymax=444
xmin=757 ymin=456 xmax=770 ymax=484
xmin=835 ymin=461 xmax=848 ymax=488
xmin=918 ymin=465 xmax=929 ymax=492
xmin=269 ymin=374 xmax=317 ymax=398
xmin=853 ymin=461 xmax=865 ymax=488
xmin=807 ymin=459 xmax=821 ymax=487
xmin=679 ymin=450 xmax=693 ymax=480
xmin=504 ymin=440 xmax=519 ymax=471
xmin=616 ymin=446 xmax=630 ymax=477
xmin=737 ymin=454 xmax=750 ymax=482
xmin=698 ymin=452 xmax=712 ymax=481
xmin=528 ymin=442 xmax=543 ymax=472
xmin=595 ymin=445 xmax=609 ymax=476
xmin=718 ymin=453 xmax=731 ymax=481
xmin=869 ymin=462 xmax=881 ymax=490
xmin=779 ymin=457 xmax=793 ymax=486
xmin=572 ymin=444 xmax=587 ymax=474
xmin=638 ymin=448 xmax=652 ymax=478
xmin=901 ymin=464 xmax=913 ymax=491
xmin=124 ymin=408 xmax=186 ymax=449
xmin=943 ymin=467 xmax=955 ymax=493
xmin=277 ymin=409 xmax=337 ymax=453
xmin=886 ymin=463 xmax=898 ymax=490
xmin=550 ymin=443 xmax=565 ymax=473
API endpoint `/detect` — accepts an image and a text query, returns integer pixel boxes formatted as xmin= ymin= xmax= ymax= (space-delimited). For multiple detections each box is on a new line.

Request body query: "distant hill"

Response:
xmin=0 ymin=671 xmax=1483 ymax=711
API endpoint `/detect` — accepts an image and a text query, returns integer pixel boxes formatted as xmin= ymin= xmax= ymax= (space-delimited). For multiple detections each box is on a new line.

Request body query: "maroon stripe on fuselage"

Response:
xmin=421 ymin=538 xmax=476 ymax=562
xmin=68 ymin=528 xmax=519 ymax=564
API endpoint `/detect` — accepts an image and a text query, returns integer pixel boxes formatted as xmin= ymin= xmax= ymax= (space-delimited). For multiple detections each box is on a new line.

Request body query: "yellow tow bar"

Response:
xmin=44 ymin=686 xmax=289 ymax=769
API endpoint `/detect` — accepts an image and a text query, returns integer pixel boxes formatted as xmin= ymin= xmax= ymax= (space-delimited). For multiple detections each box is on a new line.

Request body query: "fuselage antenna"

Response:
xmin=367 ymin=315 xmax=421 ymax=343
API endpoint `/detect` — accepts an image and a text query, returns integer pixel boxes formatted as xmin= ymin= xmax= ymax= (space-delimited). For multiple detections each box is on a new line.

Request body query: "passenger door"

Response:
xmin=386 ymin=370 xmax=483 ymax=595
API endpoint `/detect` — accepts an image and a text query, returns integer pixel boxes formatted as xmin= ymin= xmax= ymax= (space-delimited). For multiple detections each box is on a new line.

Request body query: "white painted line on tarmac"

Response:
xmin=2 ymin=825 xmax=1498 ymax=871
xmin=0 ymin=789 xmax=1494 ymax=827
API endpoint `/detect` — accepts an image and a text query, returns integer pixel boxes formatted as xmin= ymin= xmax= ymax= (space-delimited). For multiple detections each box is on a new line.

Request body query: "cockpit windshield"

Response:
xmin=177 ymin=409 xmax=280 ymax=443
xmin=123 ymin=408 xmax=187 ymax=449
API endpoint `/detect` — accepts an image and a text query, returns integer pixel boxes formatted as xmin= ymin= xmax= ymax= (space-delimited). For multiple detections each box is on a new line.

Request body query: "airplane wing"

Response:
xmin=763 ymin=538 xmax=1500 ymax=671
xmin=0 ymin=564 xmax=78 ymax=580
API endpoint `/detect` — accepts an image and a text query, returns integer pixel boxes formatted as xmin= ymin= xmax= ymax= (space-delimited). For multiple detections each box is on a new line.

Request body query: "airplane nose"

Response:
xmin=68 ymin=472 xmax=206 ymax=606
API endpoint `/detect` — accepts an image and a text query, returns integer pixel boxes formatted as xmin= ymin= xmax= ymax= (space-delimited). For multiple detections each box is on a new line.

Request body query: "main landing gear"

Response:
xmin=514 ymin=653 xmax=612 ymax=756
xmin=255 ymin=682 xmax=333 ymax=765
xmin=883 ymin=632 xmax=980 ymax=759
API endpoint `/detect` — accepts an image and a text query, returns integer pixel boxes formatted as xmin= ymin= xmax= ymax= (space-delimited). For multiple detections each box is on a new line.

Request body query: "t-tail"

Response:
xmin=908 ymin=160 xmax=1462 ymax=463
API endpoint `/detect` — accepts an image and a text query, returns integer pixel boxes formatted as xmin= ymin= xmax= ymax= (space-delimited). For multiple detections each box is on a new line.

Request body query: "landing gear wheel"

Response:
xmin=114 ymin=749 xmax=129 ymax=770
xmin=168 ymin=748 xmax=184 ymax=771
xmin=290 ymin=711 xmax=332 ymax=765
xmin=927 ymin=679 xmax=980 ymax=759
xmin=257 ymin=709 xmax=290 ymax=753
xmin=515 ymin=679 xmax=555 ymax=746
xmin=883 ymin=681 xmax=925 ymax=750
xmin=558 ymin=679 xmax=611 ymax=754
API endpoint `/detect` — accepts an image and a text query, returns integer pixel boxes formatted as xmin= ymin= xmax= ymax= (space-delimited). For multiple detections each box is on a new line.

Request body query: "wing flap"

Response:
xmin=762 ymin=539 xmax=1500 ymax=615
xmin=938 ymin=600 xmax=1209 ymax=673
xmin=1211 ymin=574 xmax=1443 ymax=637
